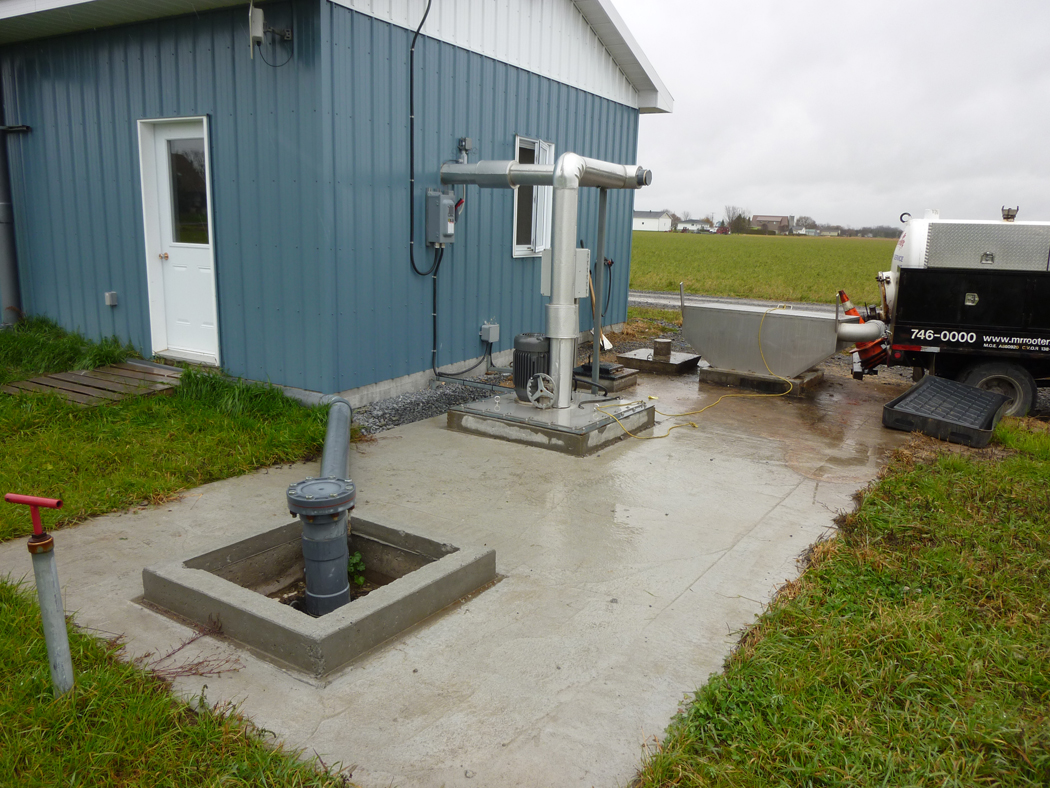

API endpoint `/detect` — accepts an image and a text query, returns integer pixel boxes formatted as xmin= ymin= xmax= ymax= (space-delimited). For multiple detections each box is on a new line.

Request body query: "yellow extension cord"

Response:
xmin=596 ymin=305 xmax=796 ymax=440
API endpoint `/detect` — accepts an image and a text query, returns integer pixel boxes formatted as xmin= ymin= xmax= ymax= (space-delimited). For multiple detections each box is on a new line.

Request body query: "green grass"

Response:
xmin=627 ymin=306 xmax=683 ymax=326
xmin=0 ymin=367 xmax=329 ymax=541
xmin=0 ymin=316 xmax=138 ymax=386
xmin=637 ymin=419 xmax=1050 ymax=787
xmin=1 ymin=321 xmax=350 ymax=785
xmin=0 ymin=581 xmax=351 ymax=786
xmin=630 ymin=233 xmax=894 ymax=304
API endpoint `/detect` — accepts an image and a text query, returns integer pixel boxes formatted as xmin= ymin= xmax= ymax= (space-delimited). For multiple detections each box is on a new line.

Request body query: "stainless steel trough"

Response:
xmin=682 ymin=302 xmax=883 ymax=378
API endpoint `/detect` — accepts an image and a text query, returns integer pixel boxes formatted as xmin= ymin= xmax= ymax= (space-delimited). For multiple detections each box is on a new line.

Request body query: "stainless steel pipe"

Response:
xmin=442 ymin=153 xmax=651 ymax=409
xmin=836 ymin=320 xmax=886 ymax=343
xmin=30 ymin=543 xmax=74 ymax=695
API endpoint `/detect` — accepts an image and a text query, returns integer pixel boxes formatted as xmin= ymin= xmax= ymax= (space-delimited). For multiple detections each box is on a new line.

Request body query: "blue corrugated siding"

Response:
xmin=324 ymin=5 xmax=638 ymax=389
xmin=1 ymin=0 xmax=640 ymax=393
xmin=0 ymin=1 xmax=335 ymax=389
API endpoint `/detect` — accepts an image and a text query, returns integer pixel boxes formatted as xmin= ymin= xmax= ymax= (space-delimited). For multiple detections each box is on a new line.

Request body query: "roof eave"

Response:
xmin=574 ymin=0 xmax=672 ymax=114
xmin=0 ymin=0 xmax=675 ymax=116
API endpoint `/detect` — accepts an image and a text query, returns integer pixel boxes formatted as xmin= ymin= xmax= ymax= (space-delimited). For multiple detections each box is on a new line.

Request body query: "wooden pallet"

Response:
xmin=0 ymin=362 xmax=182 ymax=406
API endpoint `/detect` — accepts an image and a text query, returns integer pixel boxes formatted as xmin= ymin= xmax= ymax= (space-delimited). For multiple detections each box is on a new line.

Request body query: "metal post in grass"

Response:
xmin=4 ymin=493 xmax=74 ymax=696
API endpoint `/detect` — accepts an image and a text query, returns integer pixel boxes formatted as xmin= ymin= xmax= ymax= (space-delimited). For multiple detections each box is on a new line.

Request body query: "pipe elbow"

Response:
xmin=836 ymin=320 xmax=886 ymax=344
xmin=553 ymin=152 xmax=585 ymax=190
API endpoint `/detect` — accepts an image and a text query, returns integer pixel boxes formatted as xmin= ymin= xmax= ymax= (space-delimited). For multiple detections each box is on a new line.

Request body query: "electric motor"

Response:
xmin=513 ymin=333 xmax=550 ymax=403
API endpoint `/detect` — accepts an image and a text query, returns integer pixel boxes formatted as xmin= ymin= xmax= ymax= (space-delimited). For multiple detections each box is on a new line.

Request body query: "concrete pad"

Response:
xmin=0 ymin=369 xmax=911 ymax=788
xmin=698 ymin=365 xmax=824 ymax=396
xmin=616 ymin=349 xmax=701 ymax=375
xmin=448 ymin=397 xmax=655 ymax=455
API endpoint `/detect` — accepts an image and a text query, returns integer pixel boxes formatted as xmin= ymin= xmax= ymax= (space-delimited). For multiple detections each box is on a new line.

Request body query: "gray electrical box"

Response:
xmin=426 ymin=189 xmax=456 ymax=245
xmin=480 ymin=322 xmax=499 ymax=343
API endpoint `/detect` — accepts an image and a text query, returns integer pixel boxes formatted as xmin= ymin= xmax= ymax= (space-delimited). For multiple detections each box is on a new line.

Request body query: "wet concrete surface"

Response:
xmin=0 ymin=368 xmax=913 ymax=788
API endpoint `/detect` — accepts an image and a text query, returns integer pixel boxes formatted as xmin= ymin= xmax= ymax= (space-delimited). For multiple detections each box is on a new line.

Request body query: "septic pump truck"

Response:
xmin=855 ymin=208 xmax=1050 ymax=416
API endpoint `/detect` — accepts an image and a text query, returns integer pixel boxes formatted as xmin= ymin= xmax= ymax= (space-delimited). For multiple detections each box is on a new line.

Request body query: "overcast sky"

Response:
xmin=612 ymin=0 xmax=1050 ymax=228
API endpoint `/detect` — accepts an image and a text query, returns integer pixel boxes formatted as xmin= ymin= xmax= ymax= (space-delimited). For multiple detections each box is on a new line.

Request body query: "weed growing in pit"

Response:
xmin=636 ymin=418 xmax=1050 ymax=787
xmin=348 ymin=551 xmax=367 ymax=586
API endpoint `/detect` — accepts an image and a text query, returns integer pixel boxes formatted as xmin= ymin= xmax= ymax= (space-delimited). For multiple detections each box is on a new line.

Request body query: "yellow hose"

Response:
xmin=597 ymin=305 xmax=795 ymax=439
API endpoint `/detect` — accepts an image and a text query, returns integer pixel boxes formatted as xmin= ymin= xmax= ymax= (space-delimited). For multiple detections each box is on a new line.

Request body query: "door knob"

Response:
xmin=159 ymin=252 xmax=169 ymax=260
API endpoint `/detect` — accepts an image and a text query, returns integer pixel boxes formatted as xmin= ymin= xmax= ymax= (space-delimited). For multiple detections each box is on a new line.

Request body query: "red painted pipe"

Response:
xmin=4 ymin=494 xmax=63 ymax=536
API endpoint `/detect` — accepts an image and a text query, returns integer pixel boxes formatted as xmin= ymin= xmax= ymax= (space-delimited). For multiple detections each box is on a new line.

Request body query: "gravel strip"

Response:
xmin=353 ymin=374 xmax=511 ymax=435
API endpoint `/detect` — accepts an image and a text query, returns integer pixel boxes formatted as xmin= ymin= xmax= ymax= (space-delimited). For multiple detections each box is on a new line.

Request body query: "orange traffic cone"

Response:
xmin=837 ymin=290 xmax=861 ymax=318
xmin=837 ymin=290 xmax=887 ymax=369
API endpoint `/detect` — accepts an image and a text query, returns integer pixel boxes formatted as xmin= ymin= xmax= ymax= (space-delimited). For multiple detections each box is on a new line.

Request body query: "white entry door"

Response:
xmin=138 ymin=117 xmax=220 ymax=365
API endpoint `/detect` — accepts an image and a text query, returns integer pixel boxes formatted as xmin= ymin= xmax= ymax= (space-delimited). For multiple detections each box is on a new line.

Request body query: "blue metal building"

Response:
xmin=0 ymin=0 xmax=670 ymax=400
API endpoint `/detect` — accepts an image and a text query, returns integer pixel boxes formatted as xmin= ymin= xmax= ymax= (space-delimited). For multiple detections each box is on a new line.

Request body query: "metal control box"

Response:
xmin=540 ymin=248 xmax=590 ymax=298
xmin=426 ymin=189 xmax=456 ymax=245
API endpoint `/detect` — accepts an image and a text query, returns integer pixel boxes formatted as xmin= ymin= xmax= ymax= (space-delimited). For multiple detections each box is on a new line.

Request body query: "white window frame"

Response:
xmin=512 ymin=135 xmax=554 ymax=258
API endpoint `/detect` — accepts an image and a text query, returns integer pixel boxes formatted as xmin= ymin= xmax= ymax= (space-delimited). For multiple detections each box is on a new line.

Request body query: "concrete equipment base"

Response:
xmin=572 ymin=366 xmax=640 ymax=392
xmin=142 ymin=517 xmax=496 ymax=677
xmin=448 ymin=395 xmax=655 ymax=455
xmin=616 ymin=349 xmax=701 ymax=375
xmin=698 ymin=365 xmax=824 ymax=396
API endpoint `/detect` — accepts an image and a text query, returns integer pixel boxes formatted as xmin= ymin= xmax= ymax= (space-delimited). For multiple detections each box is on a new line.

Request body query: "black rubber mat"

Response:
xmin=883 ymin=376 xmax=1010 ymax=447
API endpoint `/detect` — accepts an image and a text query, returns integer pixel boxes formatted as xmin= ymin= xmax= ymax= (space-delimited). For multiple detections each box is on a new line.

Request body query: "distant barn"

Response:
xmin=751 ymin=215 xmax=794 ymax=234
xmin=633 ymin=210 xmax=673 ymax=232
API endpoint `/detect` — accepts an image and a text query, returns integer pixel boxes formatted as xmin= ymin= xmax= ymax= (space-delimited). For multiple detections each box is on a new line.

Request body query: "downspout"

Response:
xmin=0 ymin=82 xmax=23 ymax=326
xmin=441 ymin=154 xmax=650 ymax=409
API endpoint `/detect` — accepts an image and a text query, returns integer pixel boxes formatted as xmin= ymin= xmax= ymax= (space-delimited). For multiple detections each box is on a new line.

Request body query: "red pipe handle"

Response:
xmin=5 ymin=493 xmax=63 ymax=509
xmin=4 ymin=494 xmax=63 ymax=537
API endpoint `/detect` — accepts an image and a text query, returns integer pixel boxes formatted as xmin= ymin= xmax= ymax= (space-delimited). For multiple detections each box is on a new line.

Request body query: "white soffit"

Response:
xmin=0 ymin=0 xmax=245 ymax=44
xmin=0 ymin=0 xmax=672 ymax=114
xmin=332 ymin=0 xmax=671 ymax=113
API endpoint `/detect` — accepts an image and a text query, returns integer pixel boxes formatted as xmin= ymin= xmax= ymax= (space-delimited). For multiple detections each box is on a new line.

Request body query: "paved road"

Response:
xmin=629 ymin=289 xmax=838 ymax=314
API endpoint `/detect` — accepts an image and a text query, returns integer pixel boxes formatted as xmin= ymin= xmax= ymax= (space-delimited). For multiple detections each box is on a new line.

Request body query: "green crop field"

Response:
xmin=629 ymin=233 xmax=896 ymax=305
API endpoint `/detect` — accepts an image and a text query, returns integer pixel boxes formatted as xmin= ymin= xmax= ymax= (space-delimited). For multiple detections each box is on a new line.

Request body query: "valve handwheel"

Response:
xmin=526 ymin=373 xmax=556 ymax=409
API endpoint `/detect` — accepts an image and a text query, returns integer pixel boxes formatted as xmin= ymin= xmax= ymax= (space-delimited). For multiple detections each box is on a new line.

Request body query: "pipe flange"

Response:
xmin=287 ymin=476 xmax=356 ymax=518
xmin=27 ymin=533 xmax=54 ymax=554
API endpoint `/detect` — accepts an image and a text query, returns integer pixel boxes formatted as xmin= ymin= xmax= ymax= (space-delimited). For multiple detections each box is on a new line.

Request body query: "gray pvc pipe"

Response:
xmin=31 ymin=550 xmax=74 ymax=696
xmin=304 ymin=397 xmax=352 ymax=616
xmin=320 ymin=397 xmax=352 ymax=479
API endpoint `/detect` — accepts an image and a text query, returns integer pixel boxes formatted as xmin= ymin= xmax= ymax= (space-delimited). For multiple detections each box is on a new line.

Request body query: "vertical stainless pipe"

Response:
xmin=591 ymin=188 xmax=608 ymax=395
xmin=440 ymin=155 xmax=651 ymax=409
xmin=548 ymin=154 xmax=585 ymax=408
xmin=30 ymin=545 xmax=74 ymax=696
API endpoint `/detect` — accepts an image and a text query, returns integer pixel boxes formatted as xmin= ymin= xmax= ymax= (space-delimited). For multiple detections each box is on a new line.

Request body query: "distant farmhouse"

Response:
xmin=633 ymin=210 xmax=673 ymax=232
xmin=751 ymin=215 xmax=793 ymax=234
xmin=677 ymin=218 xmax=711 ymax=233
